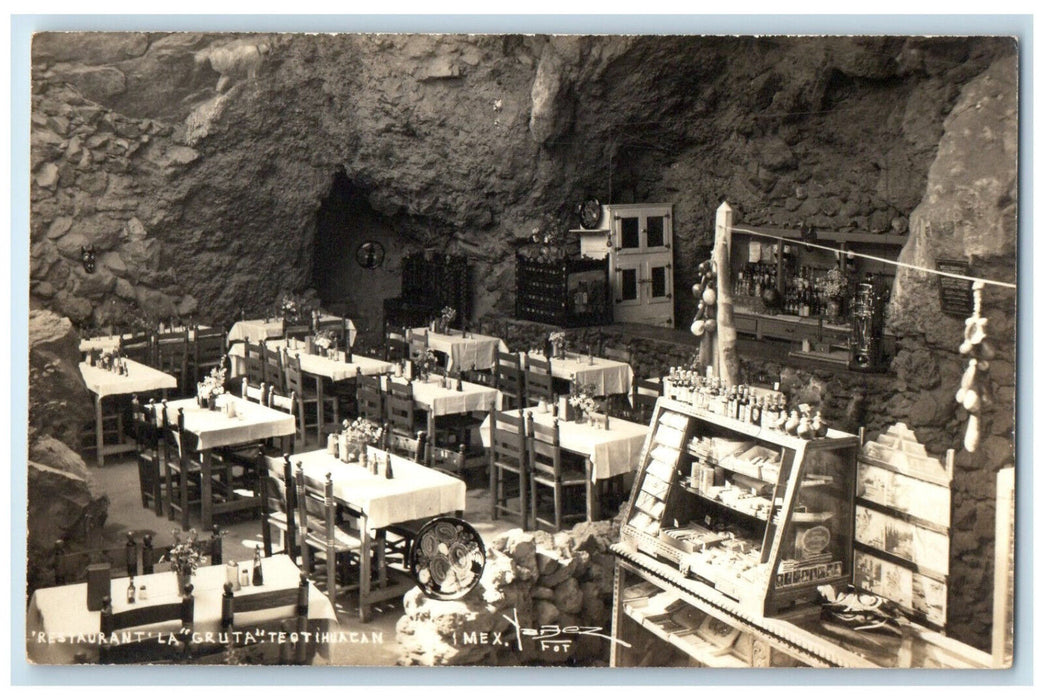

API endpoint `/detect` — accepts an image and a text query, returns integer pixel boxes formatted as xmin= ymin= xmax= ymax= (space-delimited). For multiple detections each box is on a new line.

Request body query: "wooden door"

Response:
xmin=610 ymin=204 xmax=674 ymax=327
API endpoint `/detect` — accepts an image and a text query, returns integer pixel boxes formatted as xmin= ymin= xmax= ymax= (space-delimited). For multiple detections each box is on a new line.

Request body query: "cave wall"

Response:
xmin=30 ymin=34 xmax=1014 ymax=333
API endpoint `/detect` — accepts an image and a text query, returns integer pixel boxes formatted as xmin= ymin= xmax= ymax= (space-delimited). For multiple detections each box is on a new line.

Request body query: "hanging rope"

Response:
xmin=729 ymin=225 xmax=1017 ymax=290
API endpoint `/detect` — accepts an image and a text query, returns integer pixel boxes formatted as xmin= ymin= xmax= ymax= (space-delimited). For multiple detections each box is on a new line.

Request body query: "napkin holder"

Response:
xmin=86 ymin=563 xmax=111 ymax=611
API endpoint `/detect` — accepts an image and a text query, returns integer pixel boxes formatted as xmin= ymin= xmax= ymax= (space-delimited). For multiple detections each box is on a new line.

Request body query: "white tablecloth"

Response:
xmin=79 ymin=360 xmax=178 ymax=399
xmin=526 ymin=352 xmax=634 ymax=396
xmin=26 ymin=554 xmax=336 ymax=664
xmin=387 ymin=375 xmax=502 ymax=417
xmin=479 ymin=408 xmax=650 ymax=481
xmin=161 ymin=395 xmax=295 ymax=450
xmin=413 ymin=328 xmax=510 ymax=372
xmin=283 ymin=448 xmax=466 ymax=529
xmin=228 ymin=315 xmax=356 ymax=347
xmin=229 ymin=341 xmax=392 ymax=382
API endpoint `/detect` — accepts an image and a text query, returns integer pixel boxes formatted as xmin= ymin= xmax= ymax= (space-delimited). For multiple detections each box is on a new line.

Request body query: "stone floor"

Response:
xmin=88 ymin=453 xmax=519 ymax=666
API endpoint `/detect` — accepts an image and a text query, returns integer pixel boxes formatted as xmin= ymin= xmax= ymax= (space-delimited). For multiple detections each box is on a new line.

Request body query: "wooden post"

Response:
xmin=713 ymin=201 xmax=739 ymax=386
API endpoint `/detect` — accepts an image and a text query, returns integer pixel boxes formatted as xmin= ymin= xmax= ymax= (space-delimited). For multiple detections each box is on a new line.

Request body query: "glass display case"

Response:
xmin=620 ymin=398 xmax=859 ymax=617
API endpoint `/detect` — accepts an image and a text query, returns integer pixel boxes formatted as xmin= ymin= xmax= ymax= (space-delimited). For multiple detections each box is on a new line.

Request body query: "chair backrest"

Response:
xmin=526 ymin=412 xmax=562 ymax=479
xmin=355 ymin=369 xmax=384 ymax=422
xmin=494 ymin=350 xmax=524 ymax=409
xmin=385 ymin=380 xmax=416 ymax=435
xmin=192 ymin=326 xmax=226 ymax=367
xmin=283 ymin=352 xmax=307 ymax=401
xmin=385 ymin=326 xmax=408 ymax=363
xmin=408 ymin=329 xmax=429 ymax=362
xmin=524 ymin=355 xmax=554 ymax=405
xmin=241 ymin=377 xmax=269 ymax=404
xmin=155 ymin=328 xmax=190 ymax=371
xmin=120 ymin=332 xmax=154 ymax=366
xmin=282 ymin=319 xmax=312 ymax=341
xmin=315 ymin=316 xmax=349 ymax=346
xmin=52 ymin=517 xmax=138 ymax=586
xmin=243 ymin=341 xmax=265 ymax=385
xmin=428 ymin=443 xmax=466 ymax=476
xmin=101 ymin=590 xmax=194 ymax=636
xmin=261 ymin=340 xmax=286 ymax=393
xmin=266 ymin=390 xmax=297 ymax=454
xmin=131 ymin=396 xmax=159 ymax=455
xmin=632 ymin=376 xmax=662 ymax=422
xmin=489 ymin=409 xmax=526 ymax=472
xmin=261 ymin=454 xmax=299 ymax=559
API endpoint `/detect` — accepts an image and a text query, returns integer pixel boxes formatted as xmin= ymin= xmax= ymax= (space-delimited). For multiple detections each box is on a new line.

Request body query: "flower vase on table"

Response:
xmin=176 ymin=569 xmax=193 ymax=596
xmin=161 ymin=528 xmax=202 ymax=596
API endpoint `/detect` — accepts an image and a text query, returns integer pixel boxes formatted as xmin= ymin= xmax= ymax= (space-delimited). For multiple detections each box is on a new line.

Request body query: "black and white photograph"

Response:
xmin=13 ymin=18 xmax=1022 ymax=676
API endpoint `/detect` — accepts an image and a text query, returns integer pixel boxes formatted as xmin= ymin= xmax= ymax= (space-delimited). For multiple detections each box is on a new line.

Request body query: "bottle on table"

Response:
xmin=252 ymin=545 xmax=264 ymax=586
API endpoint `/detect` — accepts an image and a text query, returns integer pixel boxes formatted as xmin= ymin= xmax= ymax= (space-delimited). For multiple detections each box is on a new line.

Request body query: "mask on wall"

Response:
xmin=80 ymin=244 xmax=96 ymax=274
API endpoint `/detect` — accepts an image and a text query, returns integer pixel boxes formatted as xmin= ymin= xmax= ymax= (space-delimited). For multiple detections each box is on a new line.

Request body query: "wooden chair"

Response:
xmin=428 ymin=443 xmax=467 ymax=476
xmin=384 ymin=380 xmax=425 ymax=459
xmin=266 ymin=389 xmax=298 ymax=456
xmin=599 ymin=339 xmax=633 ymax=366
xmin=132 ymin=396 xmax=163 ymax=516
xmin=155 ymin=328 xmax=190 ymax=393
xmin=488 ymin=409 xmax=528 ymax=529
xmin=355 ymin=369 xmax=384 ymax=423
xmin=51 ymin=517 xmax=139 ymax=586
xmin=281 ymin=319 xmax=312 ymax=341
xmin=120 ymin=332 xmax=154 ymax=367
xmin=527 ymin=412 xmax=586 ymax=532
xmin=315 ymin=316 xmax=350 ymax=346
xmin=408 ymin=329 xmax=429 ymax=362
xmin=243 ymin=341 xmax=266 ymax=386
xmin=260 ymin=454 xmax=300 ymax=561
xmin=284 ymin=351 xmax=337 ymax=448
xmin=99 ymin=587 xmax=195 ymax=664
xmin=294 ymin=465 xmax=367 ymax=605
xmin=217 ymin=572 xmax=311 ymax=665
xmin=189 ymin=326 xmax=227 ymax=386
xmin=631 ymin=376 xmax=663 ymax=424
xmin=494 ymin=350 xmax=524 ymax=410
xmin=159 ymin=403 xmax=204 ymax=529
xmin=261 ymin=340 xmax=286 ymax=394
xmin=524 ymin=355 xmax=554 ymax=406
xmin=384 ymin=326 xmax=408 ymax=363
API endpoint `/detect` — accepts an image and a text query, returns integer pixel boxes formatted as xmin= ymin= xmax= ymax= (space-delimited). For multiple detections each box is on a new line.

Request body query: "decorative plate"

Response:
xmin=355 ymin=240 xmax=386 ymax=269
xmin=578 ymin=198 xmax=602 ymax=229
xmin=407 ymin=516 xmax=486 ymax=600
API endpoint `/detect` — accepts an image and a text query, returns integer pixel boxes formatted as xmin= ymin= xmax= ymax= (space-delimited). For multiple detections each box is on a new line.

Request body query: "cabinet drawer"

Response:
xmin=733 ymin=313 xmax=758 ymax=335
xmin=759 ymin=318 xmax=815 ymax=341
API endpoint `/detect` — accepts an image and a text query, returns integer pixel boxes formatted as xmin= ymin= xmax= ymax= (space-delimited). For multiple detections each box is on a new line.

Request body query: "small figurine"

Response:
xmin=796 ymin=415 xmax=813 ymax=440
xmin=812 ymin=412 xmax=829 ymax=438
xmin=784 ymin=410 xmax=800 ymax=436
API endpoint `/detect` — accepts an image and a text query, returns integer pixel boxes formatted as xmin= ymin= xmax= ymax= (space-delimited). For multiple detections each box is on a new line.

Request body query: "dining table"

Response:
xmin=228 ymin=315 xmax=356 ymax=347
xmin=26 ymin=554 xmax=337 ymax=664
xmin=227 ymin=339 xmax=393 ymax=382
xmin=79 ymin=359 xmax=179 ymax=466
xmin=412 ymin=327 xmax=510 ymax=373
xmin=286 ymin=447 xmax=466 ymax=621
xmin=524 ymin=350 xmax=634 ymax=397
xmin=478 ymin=406 xmax=651 ymax=520
xmin=386 ymin=373 xmax=503 ymax=445
xmin=161 ymin=394 xmax=296 ymax=530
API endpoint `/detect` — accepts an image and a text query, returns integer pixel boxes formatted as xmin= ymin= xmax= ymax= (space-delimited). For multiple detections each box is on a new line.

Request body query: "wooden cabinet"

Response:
xmin=515 ymin=255 xmax=610 ymax=327
xmin=577 ymin=203 xmax=675 ymax=328
xmin=384 ymin=251 xmax=470 ymax=331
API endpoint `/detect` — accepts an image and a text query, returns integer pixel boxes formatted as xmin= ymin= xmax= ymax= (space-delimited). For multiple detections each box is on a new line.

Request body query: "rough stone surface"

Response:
xmin=29 ymin=34 xmax=1013 ymax=340
xmin=28 ymin=309 xmax=94 ymax=447
xmin=397 ymin=517 xmax=621 ymax=666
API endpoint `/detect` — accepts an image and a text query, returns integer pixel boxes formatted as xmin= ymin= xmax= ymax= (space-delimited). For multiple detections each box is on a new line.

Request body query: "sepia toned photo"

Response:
xmin=21 ymin=29 xmax=1018 ymax=671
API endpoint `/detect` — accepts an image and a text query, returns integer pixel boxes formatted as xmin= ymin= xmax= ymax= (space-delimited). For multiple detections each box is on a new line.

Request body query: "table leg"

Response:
xmin=95 ymin=394 xmax=105 ymax=467
xmin=427 ymin=411 xmax=436 ymax=450
xmin=359 ymin=515 xmax=372 ymax=623
xmin=201 ymin=449 xmax=214 ymax=531
xmin=376 ymin=529 xmax=387 ymax=590
xmin=585 ymin=458 xmax=598 ymax=522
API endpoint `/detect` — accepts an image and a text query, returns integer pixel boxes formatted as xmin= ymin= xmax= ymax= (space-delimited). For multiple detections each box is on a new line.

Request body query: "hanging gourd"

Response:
xmin=690 ymin=258 xmax=717 ymax=337
xmin=955 ymin=281 xmax=992 ymax=452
